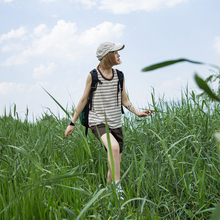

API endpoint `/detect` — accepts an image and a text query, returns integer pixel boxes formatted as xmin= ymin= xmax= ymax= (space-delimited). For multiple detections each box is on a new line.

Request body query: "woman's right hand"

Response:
xmin=65 ymin=125 xmax=75 ymax=138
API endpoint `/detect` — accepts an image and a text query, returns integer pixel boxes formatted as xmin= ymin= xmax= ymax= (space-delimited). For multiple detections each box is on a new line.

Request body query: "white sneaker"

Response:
xmin=116 ymin=188 xmax=125 ymax=200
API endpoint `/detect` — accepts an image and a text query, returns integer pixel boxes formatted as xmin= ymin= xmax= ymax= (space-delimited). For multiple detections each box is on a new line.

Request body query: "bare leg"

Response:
xmin=101 ymin=133 xmax=122 ymax=183
xmin=107 ymin=153 xmax=122 ymax=184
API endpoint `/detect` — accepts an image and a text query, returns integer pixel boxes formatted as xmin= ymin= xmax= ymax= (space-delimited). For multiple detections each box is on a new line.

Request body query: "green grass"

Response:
xmin=1 ymin=88 xmax=220 ymax=219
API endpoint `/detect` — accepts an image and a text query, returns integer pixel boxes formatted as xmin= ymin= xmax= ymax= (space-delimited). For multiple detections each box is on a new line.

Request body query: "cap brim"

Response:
xmin=111 ymin=44 xmax=125 ymax=52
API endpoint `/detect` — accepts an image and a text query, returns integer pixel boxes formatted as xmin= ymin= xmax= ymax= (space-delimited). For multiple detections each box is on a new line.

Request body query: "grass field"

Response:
xmin=1 ymin=89 xmax=220 ymax=219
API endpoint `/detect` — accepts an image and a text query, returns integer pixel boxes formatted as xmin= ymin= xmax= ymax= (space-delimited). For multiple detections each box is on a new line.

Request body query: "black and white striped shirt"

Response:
xmin=88 ymin=68 xmax=122 ymax=129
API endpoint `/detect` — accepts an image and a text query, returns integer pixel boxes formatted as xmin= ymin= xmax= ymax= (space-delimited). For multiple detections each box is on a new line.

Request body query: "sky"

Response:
xmin=0 ymin=0 xmax=220 ymax=121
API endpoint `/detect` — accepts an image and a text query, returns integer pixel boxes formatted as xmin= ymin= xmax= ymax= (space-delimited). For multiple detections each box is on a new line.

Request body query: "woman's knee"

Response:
xmin=111 ymin=143 xmax=120 ymax=154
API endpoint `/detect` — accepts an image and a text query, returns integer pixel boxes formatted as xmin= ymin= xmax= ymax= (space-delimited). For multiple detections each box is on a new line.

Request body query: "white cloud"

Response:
xmin=1 ymin=20 xmax=125 ymax=66
xmin=41 ymin=0 xmax=57 ymax=2
xmin=213 ymin=37 xmax=220 ymax=54
xmin=3 ymin=48 xmax=32 ymax=65
xmin=79 ymin=22 xmax=124 ymax=45
xmin=99 ymin=0 xmax=188 ymax=14
xmin=0 ymin=81 xmax=56 ymax=121
xmin=75 ymin=0 xmax=97 ymax=7
xmin=162 ymin=77 xmax=186 ymax=89
xmin=0 ymin=27 xmax=27 ymax=43
xmin=0 ymin=82 xmax=26 ymax=95
xmin=33 ymin=63 xmax=56 ymax=79
xmin=3 ymin=0 xmax=13 ymax=2
xmin=32 ymin=20 xmax=78 ymax=57
xmin=33 ymin=24 xmax=48 ymax=37
xmin=47 ymin=0 xmax=188 ymax=13
xmin=1 ymin=43 xmax=23 ymax=52
xmin=166 ymin=0 xmax=187 ymax=7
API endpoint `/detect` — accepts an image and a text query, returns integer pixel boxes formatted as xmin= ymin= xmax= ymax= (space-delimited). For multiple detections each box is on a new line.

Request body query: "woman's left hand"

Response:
xmin=137 ymin=110 xmax=154 ymax=117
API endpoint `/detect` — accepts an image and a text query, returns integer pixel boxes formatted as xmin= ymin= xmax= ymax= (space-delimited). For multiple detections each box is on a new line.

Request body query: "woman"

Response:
xmin=65 ymin=42 xmax=153 ymax=199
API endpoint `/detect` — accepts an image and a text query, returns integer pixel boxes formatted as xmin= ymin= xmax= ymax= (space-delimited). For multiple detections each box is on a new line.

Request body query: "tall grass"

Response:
xmin=0 ymin=88 xmax=220 ymax=219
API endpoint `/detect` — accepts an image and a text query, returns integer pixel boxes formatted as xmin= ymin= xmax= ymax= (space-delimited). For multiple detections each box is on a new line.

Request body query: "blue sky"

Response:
xmin=1 ymin=0 xmax=220 ymax=120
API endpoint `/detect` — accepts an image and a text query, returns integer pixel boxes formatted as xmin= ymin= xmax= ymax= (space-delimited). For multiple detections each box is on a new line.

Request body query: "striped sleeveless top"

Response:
xmin=88 ymin=68 xmax=122 ymax=129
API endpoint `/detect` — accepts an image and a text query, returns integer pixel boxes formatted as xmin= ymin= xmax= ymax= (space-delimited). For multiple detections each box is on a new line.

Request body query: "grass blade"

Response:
xmin=63 ymin=207 xmax=77 ymax=219
xmin=41 ymin=86 xmax=70 ymax=117
xmin=7 ymin=145 xmax=46 ymax=173
xmin=76 ymin=188 xmax=106 ymax=220
xmin=104 ymin=114 xmax=115 ymax=183
xmin=137 ymin=145 xmax=147 ymax=197
xmin=142 ymin=58 xmax=219 ymax=72
xmin=194 ymin=74 xmax=220 ymax=102
xmin=211 ymin=202 xmax=220 ymax=220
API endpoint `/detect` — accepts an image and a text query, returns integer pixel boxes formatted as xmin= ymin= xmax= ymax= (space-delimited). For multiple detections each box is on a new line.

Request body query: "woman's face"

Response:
xmin=114 ymin=51 xmax=121 ymax=64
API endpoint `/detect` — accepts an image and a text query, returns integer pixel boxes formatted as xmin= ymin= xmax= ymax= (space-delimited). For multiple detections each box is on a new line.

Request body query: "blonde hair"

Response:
xmin=98 ymin=52 xmax=119 ymax=69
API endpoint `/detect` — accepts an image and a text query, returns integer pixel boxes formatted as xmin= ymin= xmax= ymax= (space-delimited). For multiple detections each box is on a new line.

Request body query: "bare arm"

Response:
xmin=71 ymin=74 xmax=92 ymax=122
xmin=121 ymin=77 xmax=153 ymax=117
xmin=65 ymin=74 xmax=92 ymax=137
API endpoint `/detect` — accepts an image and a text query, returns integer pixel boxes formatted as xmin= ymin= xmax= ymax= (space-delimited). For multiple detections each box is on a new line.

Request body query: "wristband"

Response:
xmin=69 ymin=121 xmax=75 ymax=126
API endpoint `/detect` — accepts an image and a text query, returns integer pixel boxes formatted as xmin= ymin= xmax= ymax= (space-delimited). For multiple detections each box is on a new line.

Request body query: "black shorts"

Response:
xmin=90 ymin=124 xmax=123 ymax=153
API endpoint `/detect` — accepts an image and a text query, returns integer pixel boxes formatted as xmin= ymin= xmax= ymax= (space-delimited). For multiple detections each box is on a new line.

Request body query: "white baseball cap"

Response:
xmin=96 ymin=42 xmax=125 ymax=61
